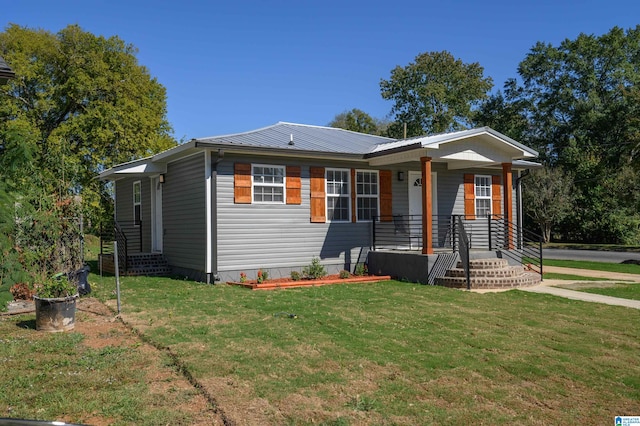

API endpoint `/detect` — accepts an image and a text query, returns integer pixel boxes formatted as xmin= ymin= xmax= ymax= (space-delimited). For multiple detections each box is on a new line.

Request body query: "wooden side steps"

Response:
xmin=434 ymin=258 xmax=541 ymax=289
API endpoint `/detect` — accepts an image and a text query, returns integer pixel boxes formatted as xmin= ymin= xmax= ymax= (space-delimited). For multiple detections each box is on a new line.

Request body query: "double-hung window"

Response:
xmin=253 ymin=165 xmax=285 ymax=203
xmin=326 ymin=169 xmax=350 ymax=221
xmin=474 ymin=175 xmax=491 ymax=217
xmin=356 ymin=170 xmax=378 ymax=221
xmin=133 ymin=181 xmax=142 ymax=226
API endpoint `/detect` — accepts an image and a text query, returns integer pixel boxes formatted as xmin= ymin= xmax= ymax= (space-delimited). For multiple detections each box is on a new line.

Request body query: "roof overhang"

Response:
xmin=366 ymin=127 xmax=539 ymax=168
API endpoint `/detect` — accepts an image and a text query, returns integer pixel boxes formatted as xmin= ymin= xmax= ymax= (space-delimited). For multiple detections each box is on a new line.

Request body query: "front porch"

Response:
xmin=368 ymin=214 xmax=543 ymax=288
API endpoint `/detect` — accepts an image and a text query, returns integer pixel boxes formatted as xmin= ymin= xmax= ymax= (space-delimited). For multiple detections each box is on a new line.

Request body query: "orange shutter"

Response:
xmin=286 ymin=166 xmax=301 ymax=205
xmin=463 ymin=174 xmax=475 ymax=220
xmin=310 ymin=167 xmax=326 ymax=223
xmin=379 ymin=170 xmax=392 ymax=222
xmin=234 ymin=163 xmax=252 ymax=204
xmin=491 ymin=175 xmax=502 ymax=217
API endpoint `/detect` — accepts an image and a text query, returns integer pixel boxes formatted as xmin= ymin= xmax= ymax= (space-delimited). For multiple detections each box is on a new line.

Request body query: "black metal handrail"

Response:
xmin=489 ymin=216 xmax=543 ymax=276
xmin=99 ymin=220 xmax=143 ymax=275
xmin=455 ymin=216 xmax=471 ymax=290
xmin=372 ymin=213 xmax=543 ymax=278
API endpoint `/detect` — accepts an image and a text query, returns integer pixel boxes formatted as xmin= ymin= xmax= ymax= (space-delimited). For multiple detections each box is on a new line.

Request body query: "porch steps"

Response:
xmin=99 ymin=253 xmax=172 ymax=277
xmin=434 ymin=258 xmax=541 ymax=289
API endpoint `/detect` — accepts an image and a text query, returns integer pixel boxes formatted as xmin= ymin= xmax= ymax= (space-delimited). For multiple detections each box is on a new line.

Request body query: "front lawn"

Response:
xmin=89 ymin=273 xmax=640 ymax=425
xmin=3 ymin=269 xmax=640 ymax=425
xmin=543 ymin=258 xmax=640 ymax=274
xmin=559 ymin=282 xmax=640 ymax=301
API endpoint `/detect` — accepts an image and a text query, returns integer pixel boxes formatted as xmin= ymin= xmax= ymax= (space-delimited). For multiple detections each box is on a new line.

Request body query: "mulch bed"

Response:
xmin=227 ymin=274 xmax=392 ymax=290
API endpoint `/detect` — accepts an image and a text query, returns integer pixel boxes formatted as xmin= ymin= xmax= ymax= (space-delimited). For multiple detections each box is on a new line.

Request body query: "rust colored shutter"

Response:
xmin=379 ymin=170 xmax=392 ymax=222
xmin=310 ymin=167 xmax=326 ymax=223
xmin=234 ymin=163 xmax=252 ymax=204
xmin=491 ymin=175 xmax=502 ymax=216
xmin=286 ymin=166 xmax=301 ymax=205
xmin=463 ymin=173 xmax=475 ymax=220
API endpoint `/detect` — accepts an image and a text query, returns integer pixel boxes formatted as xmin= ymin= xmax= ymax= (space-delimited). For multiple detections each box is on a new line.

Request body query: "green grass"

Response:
xmin=543 ymin=258 xmax=640 ymax=274
xmin=544 ymin=242 xmax=640 ymax=252
xmin=85 ymin=273 xmax=640 ymax=425
xmin=569 ymin=282 xmax=640 ymax=301
xmin=543 ymin=272 xmax=614 ymax=281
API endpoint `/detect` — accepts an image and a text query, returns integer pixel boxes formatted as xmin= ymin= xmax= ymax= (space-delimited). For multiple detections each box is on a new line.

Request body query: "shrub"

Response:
xmin=339 ymin=270 xmax=350 ymax=279
xmin=257 ymin=269 xmax=269 ymax=284
xmin=34 ymin=274 xmax=77 ymax=299
xmin=303 ymin=257 xmax=326 ymax=280
xmin=354 ymin=263 xmax=367 ymax=276
xmin=290 ymin=271 xmax=301 ymax=281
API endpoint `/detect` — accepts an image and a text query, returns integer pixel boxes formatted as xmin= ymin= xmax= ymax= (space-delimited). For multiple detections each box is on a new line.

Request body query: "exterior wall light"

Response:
xmin=397 ymin=171 xmax=405 ymax=181
xmin=159 ymin=174 xmax=166 ymax=184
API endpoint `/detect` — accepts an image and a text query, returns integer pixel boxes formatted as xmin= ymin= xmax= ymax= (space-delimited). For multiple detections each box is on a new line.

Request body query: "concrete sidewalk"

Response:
xmin=521 ymin=266 xmax=640 ymax=309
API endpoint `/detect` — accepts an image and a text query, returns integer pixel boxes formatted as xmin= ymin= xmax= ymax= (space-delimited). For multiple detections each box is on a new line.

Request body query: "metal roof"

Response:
xmin=195 ymin=122 xmax=394 ymax=154
xmin=0 ymin=55 xmax=16 ymax=84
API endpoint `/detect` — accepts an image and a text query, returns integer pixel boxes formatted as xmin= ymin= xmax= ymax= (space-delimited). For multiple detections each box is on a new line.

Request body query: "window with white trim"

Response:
xmin=326 ymin=169 xmax=350 ymax=222
xmin=133 ymin=181 xmax=142 ymax=225
xmin=252 ymin=165 xmax=285 ymax=203
xmin=356 ymin=170 xmax=378 ymax=221
xmin=475 ymin=175 xmax=491 ymax=217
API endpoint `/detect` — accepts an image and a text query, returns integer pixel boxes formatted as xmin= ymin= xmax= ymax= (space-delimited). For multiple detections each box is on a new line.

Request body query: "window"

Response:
xmin=133 ymin=181 xmax=142 ymax=225
xmin=475 ymin=175 xmax=491 ymax=217
xmin=356 ymin=170 xmax=378 ymax=221
xmin=326 ymin=169 xmax=350 ymax=221
xmin=252 ymin=165 xmax=285 ymax=203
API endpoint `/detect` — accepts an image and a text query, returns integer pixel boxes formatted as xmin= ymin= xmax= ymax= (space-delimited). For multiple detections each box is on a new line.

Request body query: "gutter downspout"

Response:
xmin=205 ymin=149 xmax=224 ymax=284
xmin=515 ymin=169 xmax=530 ymax=250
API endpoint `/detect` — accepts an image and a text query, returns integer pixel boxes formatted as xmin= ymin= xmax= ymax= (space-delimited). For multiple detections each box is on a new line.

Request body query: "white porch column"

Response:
xmin=421 ymin=157 xmax=433 ymax=255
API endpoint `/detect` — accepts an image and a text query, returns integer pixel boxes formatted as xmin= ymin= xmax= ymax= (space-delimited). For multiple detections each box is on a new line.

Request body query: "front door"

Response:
xmin=150 ymin=177 xmax=163 ymax=252
xmin=408 ymin=171 xmax=438 ymax=249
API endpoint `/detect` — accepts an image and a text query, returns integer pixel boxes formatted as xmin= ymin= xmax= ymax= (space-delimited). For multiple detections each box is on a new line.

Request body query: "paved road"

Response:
xmin=543 ymin=248 xmax=640 ymax=263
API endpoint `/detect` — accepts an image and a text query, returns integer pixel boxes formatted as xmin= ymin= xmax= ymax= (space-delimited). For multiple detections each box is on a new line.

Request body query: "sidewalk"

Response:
xmin=522 ymin=266 xmax=640 ymax=309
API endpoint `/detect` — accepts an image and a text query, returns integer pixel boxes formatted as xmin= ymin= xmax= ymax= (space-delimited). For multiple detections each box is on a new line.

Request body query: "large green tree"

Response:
xmin=380 ymin=51 xmax=493 ymax=138
xmin=0 ymin=24 xmax=176 ymax=226
xmin=328 ymin=108 xmax=388 ymax=135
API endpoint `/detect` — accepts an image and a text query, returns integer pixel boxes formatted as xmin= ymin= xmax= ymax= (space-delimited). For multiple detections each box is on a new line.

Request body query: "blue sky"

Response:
xmin=5 ymin=0 xmax=640 ymax=141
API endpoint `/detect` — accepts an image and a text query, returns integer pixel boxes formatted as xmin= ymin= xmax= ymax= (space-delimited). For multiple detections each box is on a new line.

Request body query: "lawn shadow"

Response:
xmin=17 ymin=319 xmax=36 ymax=330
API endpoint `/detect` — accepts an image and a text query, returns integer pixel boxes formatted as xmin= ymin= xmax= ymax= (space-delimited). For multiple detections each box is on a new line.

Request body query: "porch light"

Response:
xmin=397 ymin=171 xmax=405 ymax=181
xmin=159 ymin=174 xmax=166 ymax=184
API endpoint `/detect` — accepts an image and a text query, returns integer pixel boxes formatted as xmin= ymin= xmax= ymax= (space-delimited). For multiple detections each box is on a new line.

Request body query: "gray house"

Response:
xmin=98 ymin=122 xmax=541 ymax=284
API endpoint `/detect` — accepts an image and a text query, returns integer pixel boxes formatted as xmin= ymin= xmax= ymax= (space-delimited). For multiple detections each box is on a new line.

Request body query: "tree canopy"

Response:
xmin=0 ymin=24 xmax=176 ymax=224
xmin=380 ymin=51 xmax=493 ymax=138
xmin=475 ymin=25 xmax=640 ymax=244
xmin=328 ymin=108 xmax=388 ymax=135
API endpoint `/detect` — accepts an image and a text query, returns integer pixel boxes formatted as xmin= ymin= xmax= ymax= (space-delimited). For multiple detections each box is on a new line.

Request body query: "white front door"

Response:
xmin=408 ymin=171 xmax=438 ymax=249
xmin=151 ymin=178 xmax=163 ymax=252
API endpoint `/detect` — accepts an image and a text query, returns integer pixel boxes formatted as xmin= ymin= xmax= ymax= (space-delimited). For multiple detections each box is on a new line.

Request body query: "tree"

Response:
xmin=0 ymin=24 xmax=176 ymax=226
xmin=328 ymin=108 xmax=387 ymax=135
xmin=477 ymin=26 xmax=640 ymax=244
xmin=380 ymin=51 xmax=493 ymax=138
xmin=523 ymin=167 xmax=574 ymax=242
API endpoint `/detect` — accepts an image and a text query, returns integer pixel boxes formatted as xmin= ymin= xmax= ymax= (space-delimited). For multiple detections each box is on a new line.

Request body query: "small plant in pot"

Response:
xmin=33 ymin=273 xmax=79 ymax=332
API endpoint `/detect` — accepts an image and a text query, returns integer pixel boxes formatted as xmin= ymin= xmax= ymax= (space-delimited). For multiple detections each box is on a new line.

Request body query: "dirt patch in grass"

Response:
xmin=75 ymin=298 xmax=225 ymax=425
xmin=553 ymin=281 xmax=627 ymax=290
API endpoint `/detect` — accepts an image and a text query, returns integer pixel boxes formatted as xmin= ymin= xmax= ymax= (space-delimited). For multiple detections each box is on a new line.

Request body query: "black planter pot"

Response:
xmin=33 ymin=294 xmax=79 ymax=332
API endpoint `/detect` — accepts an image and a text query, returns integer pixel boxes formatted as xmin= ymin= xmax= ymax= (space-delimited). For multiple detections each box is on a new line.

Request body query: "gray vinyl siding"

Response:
xmin=216 ymin=155 xmax=396 ymax=279
xmin=162 ymin=153 xmax=206 ymax=272
xmin=114 ymin=176 xmax=151 ymax=253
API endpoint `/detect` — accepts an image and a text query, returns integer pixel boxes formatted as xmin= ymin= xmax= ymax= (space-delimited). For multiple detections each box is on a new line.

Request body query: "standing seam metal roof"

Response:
xmin=195 ymin=122 xmax=395 ymax=154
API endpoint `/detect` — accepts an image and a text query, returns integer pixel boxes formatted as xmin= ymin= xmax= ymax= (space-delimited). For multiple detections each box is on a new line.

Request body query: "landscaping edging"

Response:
xmin=228 ymin=275 xmax=392 ymax=290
